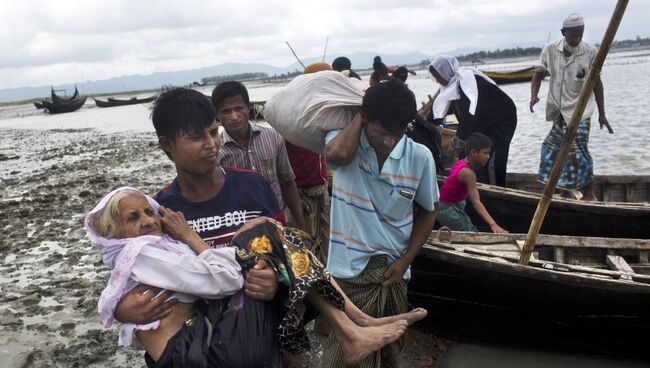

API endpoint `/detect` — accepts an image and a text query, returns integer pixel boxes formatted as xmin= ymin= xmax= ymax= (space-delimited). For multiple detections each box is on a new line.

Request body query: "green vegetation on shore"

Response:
xmin=455 ymin=36 xmax=650 ymax=63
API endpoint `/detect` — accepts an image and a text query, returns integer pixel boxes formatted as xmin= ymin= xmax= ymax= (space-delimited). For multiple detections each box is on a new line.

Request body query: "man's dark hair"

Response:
xmin=362 ymin=78 xmax=416 ymax=136
xmin=332 ymin=56 xmax=352 ymax=72
xmin=211 ymin=80 xmax=250 ymax=110
xmin=465 ymin=132 xmax=493 ymax=156
xmin=150 ymin=88 xmax=216 ymax=159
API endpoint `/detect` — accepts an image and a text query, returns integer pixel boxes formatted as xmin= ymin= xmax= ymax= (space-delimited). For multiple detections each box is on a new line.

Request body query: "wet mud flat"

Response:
xmin=0 ymin=128 xmax=175 ymax=367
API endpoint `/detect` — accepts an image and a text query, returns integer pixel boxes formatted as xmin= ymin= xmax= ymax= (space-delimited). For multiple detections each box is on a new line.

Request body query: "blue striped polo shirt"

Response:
xmin=325 ymin=128 xmax=439 ymax=280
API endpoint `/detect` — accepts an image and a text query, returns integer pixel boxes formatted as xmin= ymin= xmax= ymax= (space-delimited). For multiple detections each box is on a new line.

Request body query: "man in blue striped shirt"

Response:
xmin=322 ymin=79 xmax=439 ymax=367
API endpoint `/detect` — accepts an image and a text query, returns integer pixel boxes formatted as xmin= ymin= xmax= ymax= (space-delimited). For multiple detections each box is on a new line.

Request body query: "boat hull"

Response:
xmin=42 ymin=97 xmax=87 ymax=114
xmin=409 ymin=241 xmax=650 ymax=360
xmin=94 ymin=96 xmax=156 ymax=108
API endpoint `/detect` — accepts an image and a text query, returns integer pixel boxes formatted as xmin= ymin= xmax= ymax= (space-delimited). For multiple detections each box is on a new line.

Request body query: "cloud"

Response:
xmin=0 ymin=0 xmax=647 ymax=89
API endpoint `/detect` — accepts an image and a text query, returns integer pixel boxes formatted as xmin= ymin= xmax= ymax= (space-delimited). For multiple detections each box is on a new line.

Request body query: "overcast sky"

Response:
xmin=0 ymin=0 xmax=647 ymax=89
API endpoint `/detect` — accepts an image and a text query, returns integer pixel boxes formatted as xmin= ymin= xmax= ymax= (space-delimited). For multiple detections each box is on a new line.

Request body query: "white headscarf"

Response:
xmin=85 ymin=186 xmax=196 ymax=346
xmin=429 ymin=55 xmax=496 ymax=119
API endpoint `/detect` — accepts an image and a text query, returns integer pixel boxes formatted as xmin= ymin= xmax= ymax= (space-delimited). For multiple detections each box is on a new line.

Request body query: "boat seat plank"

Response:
xmin=441 ymin=231 xmax=650 ymax=250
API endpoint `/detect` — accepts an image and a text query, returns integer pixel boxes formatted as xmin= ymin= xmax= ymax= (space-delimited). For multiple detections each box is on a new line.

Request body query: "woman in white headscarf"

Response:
xmin=429 ymin=55 xmax=517 ymax=187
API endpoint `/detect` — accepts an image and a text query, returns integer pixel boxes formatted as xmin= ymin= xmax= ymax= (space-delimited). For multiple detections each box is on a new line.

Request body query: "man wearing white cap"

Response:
xmin=530 ymin=13 xmax=613 ymax=201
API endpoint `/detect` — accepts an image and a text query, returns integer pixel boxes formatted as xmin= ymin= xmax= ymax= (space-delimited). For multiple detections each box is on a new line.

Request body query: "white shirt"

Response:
xmin=537 ymin=38 xmax=598 ymax=122
xmin=119 ymin=246 xmax=243 ymax=346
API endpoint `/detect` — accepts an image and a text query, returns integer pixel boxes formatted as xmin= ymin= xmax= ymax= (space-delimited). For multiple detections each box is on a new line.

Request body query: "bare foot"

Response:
xmin=354 ymin=308 xmax=428 ymax=327
xmin=340 ymin=320 xmax=408 ymax=365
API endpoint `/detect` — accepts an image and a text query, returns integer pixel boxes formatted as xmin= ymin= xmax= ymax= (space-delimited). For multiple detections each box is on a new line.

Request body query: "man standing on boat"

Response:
xmin=322 ymin=78 xmax=438 ymax=367
xmin=530 ymin=13 xmax=613 ymax=201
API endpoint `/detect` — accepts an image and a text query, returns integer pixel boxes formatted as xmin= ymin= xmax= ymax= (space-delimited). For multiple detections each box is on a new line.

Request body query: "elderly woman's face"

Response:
xmin=115 ymin=193 xmax=163 ymax=238
xmin=429 ymin=66 xmax=449 ymax=86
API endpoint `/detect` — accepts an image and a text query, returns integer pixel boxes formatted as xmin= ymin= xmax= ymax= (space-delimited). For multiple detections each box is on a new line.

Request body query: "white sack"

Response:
xmin=264 ymin=70 xmax=366 ymax=154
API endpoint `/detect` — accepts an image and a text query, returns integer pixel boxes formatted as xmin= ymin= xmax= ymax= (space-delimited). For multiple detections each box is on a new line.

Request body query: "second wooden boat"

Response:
xmin=446 ymin=176 xmax=650 ymax=239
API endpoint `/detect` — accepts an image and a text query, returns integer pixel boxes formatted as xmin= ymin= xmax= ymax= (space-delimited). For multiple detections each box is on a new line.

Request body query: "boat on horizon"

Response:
xmin=94 ymin=95 xmax=156 ymax=108
xmin=480 ymin=66 xmax=544 ymax=85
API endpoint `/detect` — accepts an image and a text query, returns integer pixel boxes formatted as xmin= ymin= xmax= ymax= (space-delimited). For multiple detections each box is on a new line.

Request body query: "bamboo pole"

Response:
xmin=322 ymin=35 xmax=329 ymax=62
xmin=285 ymin=41 xmax=306 ymax=69
xmin=519 ymin=0 xmax=629 ymax=265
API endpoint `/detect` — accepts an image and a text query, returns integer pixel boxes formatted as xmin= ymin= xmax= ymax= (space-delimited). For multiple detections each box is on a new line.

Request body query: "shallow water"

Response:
xmin=2 ymin=49 xmax=650 ymax=178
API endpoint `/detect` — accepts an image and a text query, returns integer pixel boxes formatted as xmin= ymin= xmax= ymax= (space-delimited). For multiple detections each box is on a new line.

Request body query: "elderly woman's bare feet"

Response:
xmin=354 ymin=307 xmax=427 ymax=327
xmin=340 ymin=319 xmax=408 ymax=365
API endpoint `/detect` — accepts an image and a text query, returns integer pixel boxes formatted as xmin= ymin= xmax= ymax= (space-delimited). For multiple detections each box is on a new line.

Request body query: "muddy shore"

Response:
xmin=0 ymin=127 xmax=444 ymax=367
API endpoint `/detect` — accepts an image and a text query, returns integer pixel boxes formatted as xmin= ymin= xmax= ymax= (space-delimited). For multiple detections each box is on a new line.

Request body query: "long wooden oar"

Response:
xmin=417 ymin=88 xmax=440 ymax=118
xmin=519 ymin=0 xmax=629 ymax=265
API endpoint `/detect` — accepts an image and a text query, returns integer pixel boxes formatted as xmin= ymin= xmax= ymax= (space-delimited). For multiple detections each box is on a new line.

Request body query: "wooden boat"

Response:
xmin=506 ymin=172 xmax=650 ymax=203
xmin=445 ymin=176 xmax=650 ymax=239
xmin=42 ymin=96 xmax=87 ymax=114
xmin=33 ymin=101 xmax=45 ymax=109
xmin=94 ymin=96 xmax=156 ymax=108
xmin=51 ymin=86 xmax=79 ymax=104
xmin=481 ymin=66 xmax=541 ymax=85
xmin=409 ymin=230 xmax=650 ymax=360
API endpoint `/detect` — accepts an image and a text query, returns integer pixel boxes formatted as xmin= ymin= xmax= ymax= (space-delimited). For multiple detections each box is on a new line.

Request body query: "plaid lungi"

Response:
xmin=284 ymin=183 xmax=329 ymax=260
xmin=321 ymin=256 xmax=407 ymax=368
xmin=538 ymin=115 xmax=593 ymax=190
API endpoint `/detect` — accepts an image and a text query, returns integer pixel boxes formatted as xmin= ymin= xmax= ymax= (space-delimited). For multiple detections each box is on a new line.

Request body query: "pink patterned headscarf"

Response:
xmin=84 ymin=186 xmax=196 ymax=345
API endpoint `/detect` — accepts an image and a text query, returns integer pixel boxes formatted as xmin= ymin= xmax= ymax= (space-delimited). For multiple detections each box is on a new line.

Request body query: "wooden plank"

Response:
xmin=430 ymin=231 xmax=650 ymax=250
xmin=639 ymin=251 xmax=649 ymax=263
xmin=606 ymin=255 xmax=635 ymax=274
xmin=606 ymin=255 xmax=635 ymax=281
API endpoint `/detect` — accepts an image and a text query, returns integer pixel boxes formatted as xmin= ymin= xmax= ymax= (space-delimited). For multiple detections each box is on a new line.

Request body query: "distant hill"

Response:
xmin=1 ymin=51 xmax=449 ymax=104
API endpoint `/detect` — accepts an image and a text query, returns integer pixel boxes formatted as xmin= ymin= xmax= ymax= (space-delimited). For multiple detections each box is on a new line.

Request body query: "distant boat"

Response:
xmin=481 ymin=66 xmax=543 ymax=85
xmin=42 ymin=96 xmax=87 ymax=114
xmin=94 ymin=96 xmax=156 ymax=108
xmin=51 ymin=86 xmax=79 ymax=104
